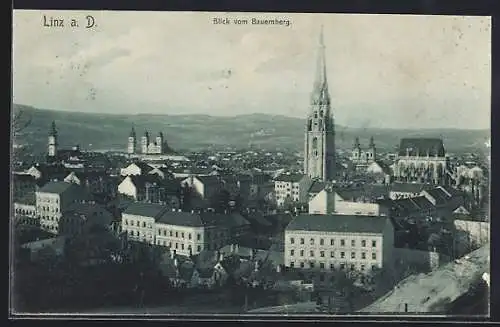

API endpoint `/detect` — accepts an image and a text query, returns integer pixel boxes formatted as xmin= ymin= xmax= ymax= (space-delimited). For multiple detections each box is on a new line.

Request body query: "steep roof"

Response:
xmin=398 ymin=138 xmax=446 ymax=157
xmin=37 ymin=181 xmax=75 ymax=194
xmin=275 ymin=174 xmax=304 ymax=183
xmin=156 ymin=210 xmax=238 ymax=228
xmin=390 ymin=182 xmax=433 ymax=194
xmin=286 ymin=214 xmax=389 ymax=234
xmin=308 ymin=180 xmax=326 ymax=193
xmin=122 ymin=202 xmax=167 ymax=218
xmin=424 ymin=187 xmax=451 ymax=205
xmin=196 ymin=175 xmax=221 ymax=185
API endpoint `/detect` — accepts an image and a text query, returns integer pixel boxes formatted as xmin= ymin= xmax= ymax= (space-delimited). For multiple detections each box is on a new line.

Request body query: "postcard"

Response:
xmin=11 ymin=10 xmax=491 ymax=319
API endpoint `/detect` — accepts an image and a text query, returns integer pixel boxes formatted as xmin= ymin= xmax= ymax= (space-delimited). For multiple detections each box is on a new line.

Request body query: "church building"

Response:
xmin=127 ymin=127 xmax=170 ymax=155
xmin=303 ymin=27 xmax=336 ymax=182
xmin=393 ymin=138 xmax=451 ymax=186
xmin=350 ymin=136 xmax=376 ymax=170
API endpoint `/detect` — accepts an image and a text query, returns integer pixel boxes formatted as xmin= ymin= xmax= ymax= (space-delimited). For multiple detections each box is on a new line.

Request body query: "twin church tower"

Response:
xmin=303 ymin=27 xmax=336 ymax=182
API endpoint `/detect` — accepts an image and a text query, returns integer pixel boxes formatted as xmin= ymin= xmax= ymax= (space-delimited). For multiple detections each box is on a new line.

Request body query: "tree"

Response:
xmin=11 ymin=109 xmax=32 ymax=168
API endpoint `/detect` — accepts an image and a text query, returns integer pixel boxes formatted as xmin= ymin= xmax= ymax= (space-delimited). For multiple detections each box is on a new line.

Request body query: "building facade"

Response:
xmin=127 ymin=128 xmax=168 ymax=155
xmin=393 ymin=138 xmax=451 ymax=185
xmin=350 ymin=137 xmax=376 ymax=168
xmin=284 ymin=214 xmax=394 ymax=274
xmin=303 ymin=28 xmax=336 ymax=182
xmin=274 ymin=174 xmax=312 ymax=207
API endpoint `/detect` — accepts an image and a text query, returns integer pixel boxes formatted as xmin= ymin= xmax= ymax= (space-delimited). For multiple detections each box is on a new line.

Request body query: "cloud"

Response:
xmin=12 ymin=11 xmax=491 ymax=129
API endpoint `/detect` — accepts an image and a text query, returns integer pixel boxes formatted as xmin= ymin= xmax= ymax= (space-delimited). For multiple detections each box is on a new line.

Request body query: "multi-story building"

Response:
xmin=121 ymin=203 xmax=248 ymax=256
xmin=35 ymin=181 xmax=86 ymax=234
xmin=350 ymin=137 xmax=376 ymax=170
xmin=274 ymin=173 xmax=312 ymax=207
xmin=284 ymin=214 xmax=394 ymax=274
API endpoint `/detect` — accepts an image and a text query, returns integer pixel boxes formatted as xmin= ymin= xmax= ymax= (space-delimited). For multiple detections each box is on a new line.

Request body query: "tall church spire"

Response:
xmin=311 ymin=25 xmax=330 ymax=106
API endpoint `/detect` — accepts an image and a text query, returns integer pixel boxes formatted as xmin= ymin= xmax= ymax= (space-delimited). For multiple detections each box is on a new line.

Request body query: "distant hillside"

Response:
xmin=12 ymin=104 xmax=490 ymax=155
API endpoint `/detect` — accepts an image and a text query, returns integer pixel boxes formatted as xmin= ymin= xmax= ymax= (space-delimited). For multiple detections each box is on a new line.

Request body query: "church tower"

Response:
xmin=48 ymin=121 xmax=58 ymax=157
xmin=127 ymin=126 xmax=137 ymax=155
xmin=156 ymin=132 xmax=164 ymax=154
xmin=141 ymin=131 xmax=149 ymax=154
xmin=367 ymin=136 xmax=376 ymax=162
xmin=304 ymin=26 xmax=335 ymax=182
xmin=352 ymin=137 xmax=361 ymax=162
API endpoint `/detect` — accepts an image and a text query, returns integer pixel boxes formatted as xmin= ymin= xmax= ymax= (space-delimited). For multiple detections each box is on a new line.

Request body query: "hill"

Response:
xmin=12 ymin=104 xmax=489 ymax=155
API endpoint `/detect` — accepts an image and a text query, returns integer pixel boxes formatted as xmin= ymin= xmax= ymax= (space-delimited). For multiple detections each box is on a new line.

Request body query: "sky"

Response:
xmin=13 ymin=11 xmax=491 ymax=129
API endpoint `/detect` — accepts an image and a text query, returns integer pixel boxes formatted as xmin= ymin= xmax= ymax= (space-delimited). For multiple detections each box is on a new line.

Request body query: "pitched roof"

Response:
xmin=308 ymin=180 xmax=326 ymax=193
xmin=286 ymin=214 xmax=389 ymax=234
xmin=372 ymin=160 xmax=392 ymax=175
xmin=398 ymin=138 xmax=445 ymax=157
xmin=195 ymin=175 xmax=221 ymax=185
xmin=390 ymin=182 xmax=432 ymax=194
xmin=37 ymin=181 xmax=75 ymax=194
xmin=424 ymin=187 xmax=451 ymax=205
xmin=123 ymin=202 xmax=168 ymax=218
xmin=156 ymin=210 xmax=237 ymax=228
xmin=275 ymin=174 xmax=304 ymax=183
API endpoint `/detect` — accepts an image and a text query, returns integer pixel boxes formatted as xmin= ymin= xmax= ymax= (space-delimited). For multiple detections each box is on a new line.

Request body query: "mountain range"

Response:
xmin=12 ymin=104 xmax=489 ymax=155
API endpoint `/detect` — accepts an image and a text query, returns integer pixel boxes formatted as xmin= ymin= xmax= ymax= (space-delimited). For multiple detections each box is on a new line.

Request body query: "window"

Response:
xmin=340 ymin=264 xmax=345 ymax=270
xmin=300 ymin=250 xmax=304 ymax=257
xmin=310 ymin=250 xmax=315 ymax=257
xmin=351 ymin=252 xmax=356 ymax=259
xmin=189 ymin=233 xmax=192 ymax=240
xmin=361 ymin=252 xmax=366 ymax=259
xmin=182 ymin=232 xmax=185 ymax=238
xmin=320 ymin=262 xmax=325 ymax=269
xmin=290 ymin=262 xmax=295 ymax=268
xmin=372 ymin=252 xmax=377 ymax=260
xmin=372 ymin=240 xmax=377 ymax=247
xmin=170 ymin=231 xmax=173 ymax=236
xmin=351 ymin=240 xmax=355 ymax=247
xmin=125 ymin=219 xmax=128 ymax=225
xmin=340 ymin=251 xmax=345 ymax=259
xmin=197 ymin=245 xmax=201 ymax=252
xmin=142 ymin=222 xmax=146 ymax=228
xmin=340 ymin=239 xmax=345 ymax=246
xmin=320 ymin=251 xmax=325 ymax=257
xmin=330 ymin=263 xmax=335 ymax=270
xmin=310 ymin=238 xmax=315 ymax=245
xmin=136 ymin=221 xmax=140 ymax=227
xmin=290 ymin=250 xmax=295 ymax=256
xmin=163 ymin=230 xmax=167 ymax=236
xmin=350 ymin=264 xmax=355 ymax=271
xmin=176 ymin=232 xmax=178 ymax=238
xmin=361 ymin=240 xmax=366 ymax=247
xmin=361 ymin=265 xmax=365 ymax=271
xmin=300 ymin=262 xmax=305 ymax=268
xmin=290 ymin=237 xmax=295 ymax=244
xmin=330 ymin=239 xmax=334 ymax=246
xmin=158 ymin=230 xmax=161 ymax=235
xmin=310 ymin=262 xmax=315 ymax=268
xmin=320 ymin=238 xmax=324 ymax=245
xmin=175 ymin=243 xmax=178 ymax=249
xmin=330 ymin=251 xmax=335 ymax=258
xmin=181 ymin=244 xmax=184 ymax=250
xmin=197 ymin=233 xmax=201 ymax=240
xmin=300 ymin=238 xmax=305 ymax=245
xmin=169 ymin=242 xmax=172 ymax=248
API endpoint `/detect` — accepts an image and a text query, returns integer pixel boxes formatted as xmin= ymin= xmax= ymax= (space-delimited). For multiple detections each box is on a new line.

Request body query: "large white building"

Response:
xmin=303 ymin=27 xmax=336 ymax=182
xmin=284 ymin=214 xmax=394 ymax=274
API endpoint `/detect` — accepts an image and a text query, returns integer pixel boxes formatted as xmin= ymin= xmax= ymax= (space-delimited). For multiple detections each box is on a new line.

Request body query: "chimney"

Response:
xmin=189 ymin=248 xmax=193 ymax=257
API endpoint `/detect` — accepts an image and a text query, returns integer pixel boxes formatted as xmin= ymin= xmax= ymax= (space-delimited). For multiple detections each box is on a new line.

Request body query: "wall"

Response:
xmin=393 ymin=247 xmax=449 ymax=272
xmin=454 ymin=219 xmax=490 ymax=247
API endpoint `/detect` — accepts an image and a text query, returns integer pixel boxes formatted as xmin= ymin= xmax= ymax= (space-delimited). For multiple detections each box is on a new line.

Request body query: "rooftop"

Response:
xmin=398 ymin=138 xmax=446 ymax=157
xmin=286 ymin=214 xmax=389 ymax=234
xmin=37 ymin=181 xmax=75 ymax=194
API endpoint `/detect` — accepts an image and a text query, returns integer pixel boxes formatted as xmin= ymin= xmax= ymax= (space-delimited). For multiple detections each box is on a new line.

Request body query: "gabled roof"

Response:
xmin=195 ymin=175 xmax=221 ymax=186
xmin=156 ymin=210 xmax=238 ymax=228
xmin=423 ymin=187 xmax=451 ymax=205
xmin=122 ymin=202 xmax=168 ymax=218
xmin=37 ymin=181 xmax=75 ymax=194
xmin=308 ymin=180 xmax=326 ymax=193
xmin=398 ymin=138 xmax=445 ymax=157
xmin=275 ymin=174 xmax=305 ymax=183
xmin=390 ymin=182 xmax=433 ymax=194
xmin=371 ymin=160 xmax=392 ymax=175
xmin=286 ymin=214 xmax=389 ymax=234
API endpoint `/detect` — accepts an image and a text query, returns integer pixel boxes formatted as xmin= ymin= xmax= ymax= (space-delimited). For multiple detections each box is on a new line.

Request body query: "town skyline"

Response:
xmin=13 ymin=11 xmax=491 ymax=129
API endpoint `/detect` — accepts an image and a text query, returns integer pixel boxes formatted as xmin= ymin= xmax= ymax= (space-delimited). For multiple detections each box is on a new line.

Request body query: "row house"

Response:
xmin=121 ymin=203 xmax=250 ymax=257
xmin=117 ymin=175 xmax=181 ymax=208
